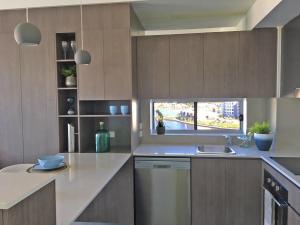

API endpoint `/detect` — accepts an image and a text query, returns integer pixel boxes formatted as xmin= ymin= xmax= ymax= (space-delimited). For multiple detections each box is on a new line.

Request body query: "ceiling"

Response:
xmin=132 ymin=0 xmax=257 ymax=30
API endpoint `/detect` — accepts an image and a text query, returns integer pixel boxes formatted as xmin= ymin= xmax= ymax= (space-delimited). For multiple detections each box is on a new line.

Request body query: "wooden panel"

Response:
xmin=288 ymin=207 xmax=300 ymax=225
xmin=239 ymin=29 xmax=277 ymax=97
xmin=20 ymin=30 xmax=59 ymax=163
xmin=77 ymin=158 xmax=134 ymax=224
xmin=0 ymin=33 xmax=23 ymax=168
xmin=2 ymin=181 xmax=56 ymax=225
xmin=0 ymin=9 xmax=24 ymax=33
xmin=29 ymin=6 xmax=80 ymax=32
xmin=170 ymin=34 xmax=204 ymax=98
xmin=192 ymin=158 xmax=227 ymax=225
xmin=104 ymin=29 xmax=132 ymax=100
xmin=83 ymin=4 xmax=130 ymax=30
xmin=226 ymin=159 xmax=262 ymax=225
xmin=78 ymin=29 xmax=104 ymax=100
xmin=137 ymin=36 xmax=170 ymax=99
xmin=203 ymin=32 xmax=239 ymax=98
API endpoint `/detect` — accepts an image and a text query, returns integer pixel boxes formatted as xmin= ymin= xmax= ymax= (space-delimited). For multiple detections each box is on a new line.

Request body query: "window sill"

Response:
xmin=149 ymin=132 xmax=244 ymax=137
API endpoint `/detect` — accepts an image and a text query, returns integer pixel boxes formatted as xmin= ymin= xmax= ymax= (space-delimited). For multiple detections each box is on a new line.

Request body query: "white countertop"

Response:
xmin=55 ymin=153 xmax=131 ymax=225
xmin=0 ymin=172 xmax=55 ymax=209
xmin=0 ymin=153 xmax=131 ymax=225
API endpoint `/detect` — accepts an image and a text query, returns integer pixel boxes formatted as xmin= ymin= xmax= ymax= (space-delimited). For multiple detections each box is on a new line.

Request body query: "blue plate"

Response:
xmin=37 ymin=154 xmax=65 ymax=169
xmin=32 ymin=162 xmax=66 ymax=171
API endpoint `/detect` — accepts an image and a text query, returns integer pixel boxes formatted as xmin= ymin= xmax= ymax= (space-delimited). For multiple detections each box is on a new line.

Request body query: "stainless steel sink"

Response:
xmin=197 ymin=145 xmax=236 ymax=155
xmin=270 ymin=157 xmax=300 ymax=175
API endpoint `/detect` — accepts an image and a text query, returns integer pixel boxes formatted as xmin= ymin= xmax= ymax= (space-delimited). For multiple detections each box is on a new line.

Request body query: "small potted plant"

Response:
xmin=156 ymin=110 xmax=165 ymax=135
xmin=249 ymin=121 xmax=273 ymax=151
xmin=61 ymin=66 xmax=76 ymax=87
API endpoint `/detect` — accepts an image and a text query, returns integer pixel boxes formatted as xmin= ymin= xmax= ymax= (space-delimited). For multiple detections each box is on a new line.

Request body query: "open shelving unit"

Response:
xmin=56 ymin=33 xmax=132 ymax=154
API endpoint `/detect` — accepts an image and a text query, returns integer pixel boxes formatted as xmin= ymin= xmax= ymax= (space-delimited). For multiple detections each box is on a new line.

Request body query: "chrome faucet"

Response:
xmin=224 ymin=135 xmax=233 ymax=147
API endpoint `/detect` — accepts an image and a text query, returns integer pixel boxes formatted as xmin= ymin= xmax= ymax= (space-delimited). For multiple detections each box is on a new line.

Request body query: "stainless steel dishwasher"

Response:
xmin=135 ymin=157 xmax=191 ymax=225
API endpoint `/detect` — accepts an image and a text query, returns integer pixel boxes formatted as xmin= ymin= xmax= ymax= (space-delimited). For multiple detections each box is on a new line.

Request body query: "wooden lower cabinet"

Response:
xmin=192 ymin=158 xmax=262 ymax=225
xmin=0 ymin=181 xmax=56 ymax=225
xmin=76 ymin=158 xmax=134 ymax=224
xmin=288 ymin=207 xmax=300 ymax=225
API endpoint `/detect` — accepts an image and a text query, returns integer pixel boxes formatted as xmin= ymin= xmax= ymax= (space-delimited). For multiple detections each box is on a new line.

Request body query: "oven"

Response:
xmin=263 ymin=170 xmax=288 ymax=225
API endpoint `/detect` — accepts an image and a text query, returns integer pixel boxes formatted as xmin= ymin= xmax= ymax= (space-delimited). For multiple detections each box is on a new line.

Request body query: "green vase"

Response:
xmin=95 ymin=122 xmax=110 ymax=153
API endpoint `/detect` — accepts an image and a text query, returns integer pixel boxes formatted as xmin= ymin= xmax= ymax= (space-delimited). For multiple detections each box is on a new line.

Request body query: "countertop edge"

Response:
xmin=0 ymin=174 xmax=55 ymax=210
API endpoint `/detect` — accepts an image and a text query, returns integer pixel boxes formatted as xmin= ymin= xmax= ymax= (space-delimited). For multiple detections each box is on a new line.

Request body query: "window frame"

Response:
xmin=150 ymin=98 xmax=245 ymax=135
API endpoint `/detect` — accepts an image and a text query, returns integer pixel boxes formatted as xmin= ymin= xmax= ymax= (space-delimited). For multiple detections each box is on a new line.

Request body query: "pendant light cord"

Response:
xmin=80 ymin=4 xmax=84 ymax=49
xmin=26 ymin=8 xmax=29 ymax=23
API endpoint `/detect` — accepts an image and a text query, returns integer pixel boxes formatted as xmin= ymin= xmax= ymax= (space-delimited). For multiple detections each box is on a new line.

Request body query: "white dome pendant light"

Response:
xmin=14 ymin=8 xmax=41 ymax=46
xmin=75 ymin=4 xmax=91 ymax=65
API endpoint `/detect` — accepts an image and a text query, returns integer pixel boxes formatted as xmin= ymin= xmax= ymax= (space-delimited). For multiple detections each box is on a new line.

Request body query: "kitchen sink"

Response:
xmin=197 ymin=145 xmax=236 ymax=155
xmin=270 ymin=157 xmax=300 ymax=175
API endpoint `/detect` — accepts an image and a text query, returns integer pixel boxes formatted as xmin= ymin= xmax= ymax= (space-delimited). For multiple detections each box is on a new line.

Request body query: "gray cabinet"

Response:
xmin=0 ymin=33 xmax=24 ymax=167
xmin=137 ymin=29 xmax=277 ymax=99
xmin=288 ymin=207 xmax=300 ymax=225
xmin=137 ymin=36 xmax=170 ymax=99
xmin=170 ymin=34 xmax=204 ymax=98
xmin=192 ymin=158 xmax=262 ymax=225
xmin=79 ymin=4 xmax=132 ymax=101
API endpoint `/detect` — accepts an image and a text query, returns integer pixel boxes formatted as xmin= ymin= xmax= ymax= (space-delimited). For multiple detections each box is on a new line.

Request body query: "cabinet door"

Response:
xmin=288 ymin=207 xmax=300 ymax=225
xmin=239 ymin=29 xmax=277 ymax=97
xmin=137 ymin=36 xmax=170 ymax=99
xmin=20 ymin=30 xmax=59 ymax=163
xmin=0 ymin=33 xmax=23 ymax=167
xmin=192 ymin=158 xmax=262 ymax=225
xmin=104 ymin=29 xmax=132 ymax=100
xmin=78 ymin=29 xmax=105 ymax=100
xmin=203 ymin=32 xmax=239 ymax=97
xmin=170 ymin=34 xmax=204 ymax=98
xmin=192 ymin=158 xmax=227 ymax=225
xmin=226 ymin=159 xmax=262 ymax=225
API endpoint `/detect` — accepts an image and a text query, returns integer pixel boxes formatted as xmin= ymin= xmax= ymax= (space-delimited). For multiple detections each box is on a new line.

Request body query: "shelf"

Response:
xmin=80 ymin=114 xmax=131 ymax=118
xmin=58 ymin=115 xmax=78 ymax=118
xmin=58 ymin=87 xmax=77 ymax=90
xmin=56 ymin=59 xmax=75 ymax=63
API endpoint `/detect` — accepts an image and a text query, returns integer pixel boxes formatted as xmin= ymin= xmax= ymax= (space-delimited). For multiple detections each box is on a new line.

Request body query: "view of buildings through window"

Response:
xmin=153 ymin=100 xmax=242 ymax=132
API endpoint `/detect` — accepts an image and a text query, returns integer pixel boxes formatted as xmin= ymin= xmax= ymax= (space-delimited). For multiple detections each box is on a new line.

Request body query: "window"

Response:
xmin=151 ymin=99 xmax=244 ymax=134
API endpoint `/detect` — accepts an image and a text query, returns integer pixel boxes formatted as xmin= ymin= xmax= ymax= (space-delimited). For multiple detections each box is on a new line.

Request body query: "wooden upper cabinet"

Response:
xmin=137 ymin=36 xmax=170 ymax=99
xmin=78 ymin=4 xmax=132 ymax=100
xmin=239 ymin=29 xmax=277 ymax=97
xmin=203 ymin=32 xmax=240 ymax=98
xmin=170 ymin=34 xmax=204 ymax=98
xmin=104 ymin=29 xmax=132 ymax=100
xmin=0 ymin=33 xmax=23 ymax=167
xmin=20 ymin=30 xmax=59 ymax=163
xmin=79 ymin=30 xmax=105 ymax=100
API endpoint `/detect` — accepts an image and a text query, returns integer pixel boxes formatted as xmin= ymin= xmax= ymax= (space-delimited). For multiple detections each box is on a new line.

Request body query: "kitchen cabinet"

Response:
xmin=137 ymin=36 xmax=170 ymax=99
xmin=137 ymin=29 xmax=277 ymax=99
xmin=78 ymin=29 xmax=105 ymax=100
xmin=0 ymin=33 xmax=23 ymax=167
xmin=104 ymin=28 xmax=132 ymax=100
xmin=20 ymin=29 xmax=59 ymax=163
xmin=288 ymin=207 xmax=300 ymax=225
xmin=79 ymin=5 xmax=132 ymax=101
xmin=239 ymin=29 xmax=277 ymax=97
xmin=203 ymin=32 xmax=240 ymax=97
xmin=170 ymin=34 xmax=204 ymax=98
xmin=192 ymin=158 xmax=262 ymax=225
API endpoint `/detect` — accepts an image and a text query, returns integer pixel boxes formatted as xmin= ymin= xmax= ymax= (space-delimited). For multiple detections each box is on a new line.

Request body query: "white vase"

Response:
xmin=65 ymin=76 xmax=76 ymax=87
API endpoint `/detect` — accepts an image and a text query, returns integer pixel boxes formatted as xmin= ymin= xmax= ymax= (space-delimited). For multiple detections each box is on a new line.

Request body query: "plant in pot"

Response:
xmin=155 ymin=110 xmax=165 ymax=135
xmin=61 ymin=66 xmax=76 ymax=87
xmin=249 ymin=121 xmax=273 ymax=151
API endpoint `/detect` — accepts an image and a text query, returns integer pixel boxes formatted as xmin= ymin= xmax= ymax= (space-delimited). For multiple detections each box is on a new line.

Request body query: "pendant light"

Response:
xmin=75 ymin=4 xmax=91 ymax=65
xmin=14 ymin=8 xmax=41 ymax=46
